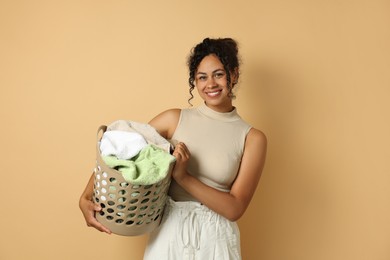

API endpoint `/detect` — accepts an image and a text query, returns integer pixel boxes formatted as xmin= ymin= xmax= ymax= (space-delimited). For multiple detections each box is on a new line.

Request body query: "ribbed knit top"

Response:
xmin=168 ymin=103 xmax=252 ymax=201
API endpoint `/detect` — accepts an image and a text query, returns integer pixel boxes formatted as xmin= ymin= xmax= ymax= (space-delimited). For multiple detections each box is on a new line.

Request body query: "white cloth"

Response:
xmin=107 ymin=120 xmax=171 ymax=153
xmin=99 ymin=130 xmax=147 ymax=160
xmin=144 ymin=199 xmax=242 ymax=260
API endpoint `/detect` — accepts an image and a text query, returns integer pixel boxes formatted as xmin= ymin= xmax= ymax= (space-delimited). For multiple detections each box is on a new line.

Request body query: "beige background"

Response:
xmin=1 ymin=1 xmax=389 ymax=259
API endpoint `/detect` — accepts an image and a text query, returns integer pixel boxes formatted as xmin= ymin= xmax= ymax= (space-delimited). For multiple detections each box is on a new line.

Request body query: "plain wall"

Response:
xmin=1 ymin=1 xmax=389 ymax=259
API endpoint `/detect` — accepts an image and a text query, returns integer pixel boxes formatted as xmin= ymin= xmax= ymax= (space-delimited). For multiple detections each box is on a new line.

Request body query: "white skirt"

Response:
xmin=144 ymin=198 xmax=241 ymax=260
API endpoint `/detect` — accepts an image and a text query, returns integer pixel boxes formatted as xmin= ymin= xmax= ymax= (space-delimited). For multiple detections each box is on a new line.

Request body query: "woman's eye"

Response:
xmin=214 ymin=73 xmax=225 ymax=79
xmin=198 ymin=76 xmax=207 ymax=81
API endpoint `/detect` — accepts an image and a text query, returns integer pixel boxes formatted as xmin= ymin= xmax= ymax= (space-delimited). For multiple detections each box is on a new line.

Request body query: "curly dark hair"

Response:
xmin=187 ymin=37 xmax=240 ymax=105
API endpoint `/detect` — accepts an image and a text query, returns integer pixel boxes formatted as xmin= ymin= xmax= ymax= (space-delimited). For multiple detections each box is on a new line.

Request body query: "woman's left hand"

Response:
xmin=172 ymin=142 xmax=191 ymax=182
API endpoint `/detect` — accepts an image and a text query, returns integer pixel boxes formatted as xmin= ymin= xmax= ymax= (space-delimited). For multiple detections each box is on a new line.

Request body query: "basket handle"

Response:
xmin=97 ymin=125 xmax=107 ymax=142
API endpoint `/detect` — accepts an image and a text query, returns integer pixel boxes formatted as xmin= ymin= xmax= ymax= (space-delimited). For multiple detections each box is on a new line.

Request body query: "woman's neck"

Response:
xmin=204 ymin=102 xmax=234 ymax=113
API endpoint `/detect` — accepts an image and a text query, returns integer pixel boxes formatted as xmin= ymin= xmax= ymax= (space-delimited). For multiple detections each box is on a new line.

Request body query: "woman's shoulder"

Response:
xmin=149 ymin=108 xmax=181 ymax=139
xmin=156 ymin=108 xmax=182 ymax=118
xmin=246 ymin=127 xmax=267 ymax=148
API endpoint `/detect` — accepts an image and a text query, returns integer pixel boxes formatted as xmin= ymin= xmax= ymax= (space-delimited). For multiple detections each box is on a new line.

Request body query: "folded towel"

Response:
xmin=100 ymin=130 xmax=147 ymax=160
xmin=102 ymin=144 xmax=176 ymax=185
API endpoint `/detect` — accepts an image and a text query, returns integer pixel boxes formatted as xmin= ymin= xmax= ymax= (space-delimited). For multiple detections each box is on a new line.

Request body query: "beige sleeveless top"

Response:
xmin=168 ymin=103 xmax=252 ymax=201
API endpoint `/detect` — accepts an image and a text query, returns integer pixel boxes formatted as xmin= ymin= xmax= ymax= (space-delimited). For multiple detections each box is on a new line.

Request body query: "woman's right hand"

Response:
xmin=79 ymin=173 xmax=112 ymax=234
xmin=79 ymin=195 xmax=112 ymax=234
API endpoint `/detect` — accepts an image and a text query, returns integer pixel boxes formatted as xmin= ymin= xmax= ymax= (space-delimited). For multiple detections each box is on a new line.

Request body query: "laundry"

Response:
xmin=102 ymin=144 xmax=176 ymax=185
xmin=107 ymin=120 xmax=172 ymax=153
xmin=100 ymin=130 xmax=147 ymax=160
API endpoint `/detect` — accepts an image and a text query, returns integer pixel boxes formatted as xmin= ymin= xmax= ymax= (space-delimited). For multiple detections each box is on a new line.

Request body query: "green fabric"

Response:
xmin=102 ymin=144 xmax=175 ymax=185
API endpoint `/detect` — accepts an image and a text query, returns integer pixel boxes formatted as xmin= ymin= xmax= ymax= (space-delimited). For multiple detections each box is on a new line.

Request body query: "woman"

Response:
xmin=79 ymin=37 xmax=267 ymax=259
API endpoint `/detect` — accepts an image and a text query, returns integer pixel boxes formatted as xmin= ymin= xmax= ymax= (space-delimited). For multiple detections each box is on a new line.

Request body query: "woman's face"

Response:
xmin=195 ymin=54 xmax=236 ymax=113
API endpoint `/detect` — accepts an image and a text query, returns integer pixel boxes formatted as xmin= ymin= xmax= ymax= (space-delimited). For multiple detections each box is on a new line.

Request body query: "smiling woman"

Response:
xmin=194 ymin=54 xmax=237 ymax=112
xmin=188 ymin=38 xmax=240 ymax=108
xmin=79 ymin=37 xmax=267 ymax=260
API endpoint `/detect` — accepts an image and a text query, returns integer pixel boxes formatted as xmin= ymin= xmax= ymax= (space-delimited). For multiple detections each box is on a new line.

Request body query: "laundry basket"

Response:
xmin=93 ymin=125 xmax=174 ymax=236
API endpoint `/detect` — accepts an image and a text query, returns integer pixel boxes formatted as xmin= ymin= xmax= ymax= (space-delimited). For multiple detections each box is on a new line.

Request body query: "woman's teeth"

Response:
xmin=207 ymin=91 xmax=220 ymax=97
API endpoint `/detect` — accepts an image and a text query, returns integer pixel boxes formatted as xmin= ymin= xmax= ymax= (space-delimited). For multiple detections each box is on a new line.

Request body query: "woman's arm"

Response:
xmin=173 ymin=128 xmax=267 ymax=221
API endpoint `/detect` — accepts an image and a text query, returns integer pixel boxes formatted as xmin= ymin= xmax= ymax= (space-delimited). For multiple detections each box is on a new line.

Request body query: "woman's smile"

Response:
xmin=206 ymin=89 xmax=222 ymax=97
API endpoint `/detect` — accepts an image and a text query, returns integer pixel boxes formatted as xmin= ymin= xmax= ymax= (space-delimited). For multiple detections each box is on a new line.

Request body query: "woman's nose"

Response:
xmin=206 ymin=77 xmax=217 ymax=88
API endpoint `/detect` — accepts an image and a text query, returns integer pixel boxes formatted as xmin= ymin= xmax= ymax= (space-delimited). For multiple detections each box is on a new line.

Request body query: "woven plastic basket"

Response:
xmin=93 ymin=125 xmax=173 ymax=236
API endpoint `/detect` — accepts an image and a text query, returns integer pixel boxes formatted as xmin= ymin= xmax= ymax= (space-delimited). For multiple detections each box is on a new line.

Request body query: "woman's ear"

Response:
xmin=231 ymin=67 xmax=239 ymax=86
